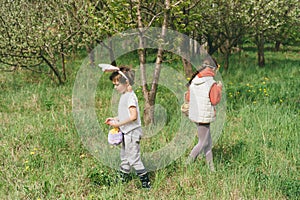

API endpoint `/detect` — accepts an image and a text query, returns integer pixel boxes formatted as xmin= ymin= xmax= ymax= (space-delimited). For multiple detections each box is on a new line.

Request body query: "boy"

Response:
xmin=105 ymin=67 xmax=151 ymax=189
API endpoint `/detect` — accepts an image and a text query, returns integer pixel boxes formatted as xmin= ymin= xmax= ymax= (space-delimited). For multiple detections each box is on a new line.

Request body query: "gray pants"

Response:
xmin=120 ymin=128 xmax=147 ymax=174
xmin=189 ymin=123 xmax=214 ymax=170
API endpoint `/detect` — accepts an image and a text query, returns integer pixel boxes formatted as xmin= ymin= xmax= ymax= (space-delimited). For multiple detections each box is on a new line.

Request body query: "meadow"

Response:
xmin=0 ymin=46 xmax=299 ymax=199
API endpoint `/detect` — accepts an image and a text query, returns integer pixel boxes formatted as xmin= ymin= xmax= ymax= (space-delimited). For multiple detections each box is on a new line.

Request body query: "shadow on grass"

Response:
xmin=87 ymin=167 xmax=115 ymax=187
xmin=213 ymin=140 xmax=247 ymax=167
xmin=278 ymin=177 xmax=300 ymax=199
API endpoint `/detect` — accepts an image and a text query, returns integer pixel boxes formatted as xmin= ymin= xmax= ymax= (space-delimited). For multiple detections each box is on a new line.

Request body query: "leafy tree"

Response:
xmin=0 ymin=0 xmax=90 ymax=84
xmin=0 ymin=1 xmax=44 ymax=71
xmin=1 ymin=0 xmax=299 ymax=81
xmin=247 ymin=0 xmax=299 ymax=66
xmin=80 ymin=0 xmax=135 ymax=66
xmin=198 ymin=0 xmax=258 ymax=70
xmin=265 ymin=0 xmax=300 ymax=51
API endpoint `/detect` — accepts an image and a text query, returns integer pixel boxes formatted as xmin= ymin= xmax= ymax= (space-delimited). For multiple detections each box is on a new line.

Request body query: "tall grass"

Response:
xmin=0 ymin=48 xmax=299 ymax=199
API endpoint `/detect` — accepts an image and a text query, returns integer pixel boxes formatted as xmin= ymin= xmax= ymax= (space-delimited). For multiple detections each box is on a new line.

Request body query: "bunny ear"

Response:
xmin=98 ymin=63 xmax=129 ymax=81
xmin=98 ymin=64 xmax=120 ymax=72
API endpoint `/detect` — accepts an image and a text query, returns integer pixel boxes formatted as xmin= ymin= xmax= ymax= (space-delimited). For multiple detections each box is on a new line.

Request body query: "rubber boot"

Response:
xmin=138 ymin=172 xmax=151 ymax=189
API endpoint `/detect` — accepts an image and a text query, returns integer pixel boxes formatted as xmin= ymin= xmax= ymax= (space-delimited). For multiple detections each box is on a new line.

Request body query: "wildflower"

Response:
xmin=102 ymin=186 xmax=107 ymax=189
xmin=80 ymin=154 xmax=85 ymax=159
xmin=262 ymin=81 xmax=266 ymax=84
xmin=30 ymin=151 xmax=35 ymax=155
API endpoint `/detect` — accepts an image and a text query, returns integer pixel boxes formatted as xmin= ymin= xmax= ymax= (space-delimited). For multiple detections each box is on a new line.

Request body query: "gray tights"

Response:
xmin=189 ymin=123 xmax=214 ymax=170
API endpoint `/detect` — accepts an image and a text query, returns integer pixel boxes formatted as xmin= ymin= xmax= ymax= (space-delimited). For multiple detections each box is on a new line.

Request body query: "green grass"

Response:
xmin=0 ymin=48 xmax=299 ymax=199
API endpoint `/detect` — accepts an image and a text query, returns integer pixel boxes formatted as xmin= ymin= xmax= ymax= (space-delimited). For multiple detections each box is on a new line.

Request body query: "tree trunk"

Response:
xmin=136 ymin=0 xmax=170 ymax=125
xmin=220 ymin=39 xmax=231 ymax=71
xmin=137 ymin=0 xmax=152 ymax=125
xmin=182 ymin=57 xmax=193 ymax=78
xmin=61 ymin=43 xmax=66 ymax=81
xmin=137 ymin=36 xmax=152 ymax=124
xmin=207 ymin=35 xmax=218 ymax=55
xmin=181 ymin=35 xmax=193 ymax=77
xmin=41 ymin=54 xmax=63 ymax=85
xmin=96 ymin=39 xmax=117 ymax=66
xmin=85 ymin=43 xmax=95 ymax=67
xmin=108 ymin=39 xmax=117 ymax=66
xmin=257 ymin=33 xmax=265 ymax=67
xmin=275 ymin=41 xmax=281 ymax=52
xmin=224 ymin=50 xmax=229 ymax=71
xmin=148 ymin=0 xmax=170 ymax=124
xmin=180 ymin=6 xmax=193 ymax=78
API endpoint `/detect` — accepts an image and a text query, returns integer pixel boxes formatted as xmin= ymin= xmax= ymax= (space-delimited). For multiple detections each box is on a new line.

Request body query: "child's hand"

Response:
xmin=105 ymin=118 xmax=114 ymax=125
xmin=105 ymin=118 xmax=119 ymax=127
xmin=217 ymin=81 xmax=223 ymax=88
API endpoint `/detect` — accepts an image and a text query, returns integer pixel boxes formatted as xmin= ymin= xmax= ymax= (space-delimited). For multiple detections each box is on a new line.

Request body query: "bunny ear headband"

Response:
xmin=98 ymin=63 xmax=128 ymax=80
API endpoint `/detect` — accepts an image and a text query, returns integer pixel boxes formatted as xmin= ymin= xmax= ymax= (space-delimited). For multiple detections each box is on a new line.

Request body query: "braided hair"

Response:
xmin=186 ymin=57 xmax=218 ymax=87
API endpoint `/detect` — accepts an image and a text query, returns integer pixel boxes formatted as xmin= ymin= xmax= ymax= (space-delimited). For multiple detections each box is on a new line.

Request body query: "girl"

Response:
xmin=104 ymin=66 xmax=151 ymax=189
xmin=186 ymin=58 xmax=222 ymax=171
